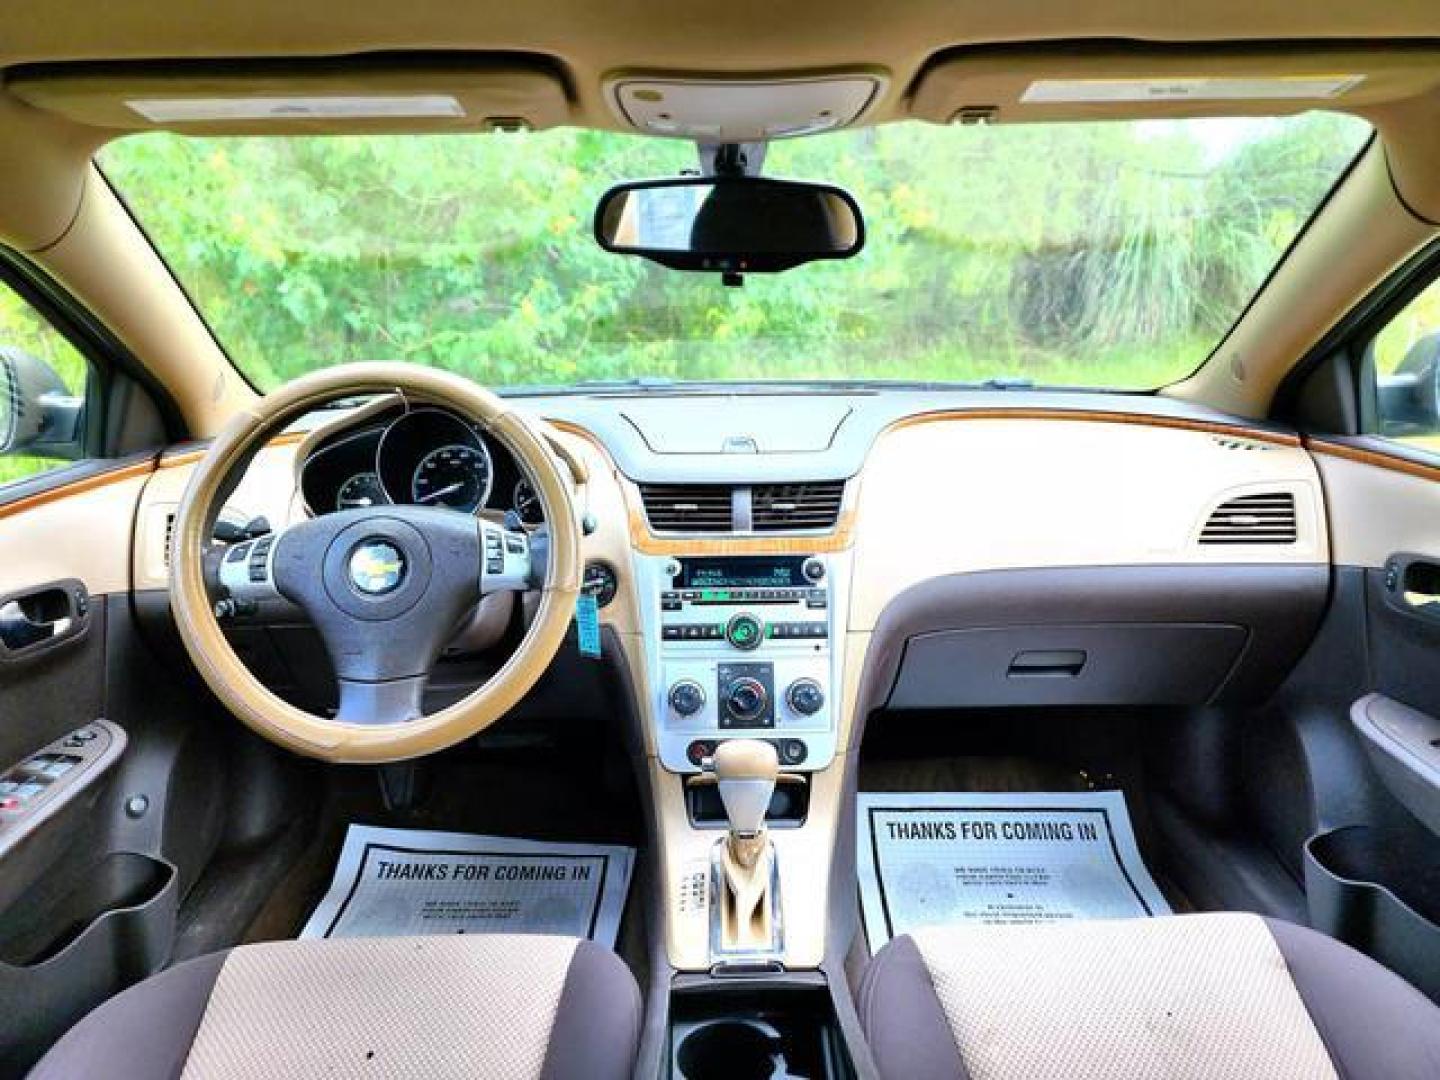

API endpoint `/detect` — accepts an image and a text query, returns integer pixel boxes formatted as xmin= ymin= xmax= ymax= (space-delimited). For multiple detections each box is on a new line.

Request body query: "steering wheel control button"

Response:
xmin=348 ymin=540 xmax=407 ymax=596
xmin=668 ymin=680 xmax=706 ymax=717
xmin=786 ymin=678 xmax=826 ymax=716
xmin=725 ymin=612 xmax=764 ymax=651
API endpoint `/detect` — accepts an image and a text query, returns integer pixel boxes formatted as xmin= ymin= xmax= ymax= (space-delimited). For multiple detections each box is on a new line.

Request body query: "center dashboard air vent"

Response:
xmin=1199 ymin=492 xmax=1297 ymax=545
xmin=752 ymin=481 xmax=845 ymax=532
xmin=638 ymin=484 xmax=734 ymax=533
xmin=638 ymin=480 xmax=847 ymax=534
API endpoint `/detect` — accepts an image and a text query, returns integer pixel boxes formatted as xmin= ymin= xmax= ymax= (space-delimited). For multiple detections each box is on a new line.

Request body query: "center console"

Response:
xmin=637 ymin=552 xmax=848 ymax=774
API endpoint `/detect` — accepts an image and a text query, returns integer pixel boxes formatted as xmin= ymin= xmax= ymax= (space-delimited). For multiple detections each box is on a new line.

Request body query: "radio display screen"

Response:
xmin=679 ymin=556 xmax=807 ymax=590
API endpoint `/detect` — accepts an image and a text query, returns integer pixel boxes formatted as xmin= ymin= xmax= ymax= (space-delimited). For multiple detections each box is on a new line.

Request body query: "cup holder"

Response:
xmin=675 ymin=1020 xmax=785 ymax=1080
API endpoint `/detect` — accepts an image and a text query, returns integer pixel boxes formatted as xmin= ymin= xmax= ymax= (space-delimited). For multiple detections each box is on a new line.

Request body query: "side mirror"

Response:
xmin=594 ymin=176 xmax=864 ymax=274
xmin=0 ymin=346 xmax=83 ymax=456
xmin=1377 ymin=332 xmax=1440 ymax=434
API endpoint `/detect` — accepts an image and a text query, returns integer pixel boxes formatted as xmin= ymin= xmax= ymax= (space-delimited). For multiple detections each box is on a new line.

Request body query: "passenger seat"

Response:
xmin=859 ymin=912 xmax=1440 ymax=1079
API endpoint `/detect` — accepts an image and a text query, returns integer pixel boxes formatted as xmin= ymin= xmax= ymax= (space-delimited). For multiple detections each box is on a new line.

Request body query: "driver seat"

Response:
xmin=28 ymin=934 xmax=640 ymax=1080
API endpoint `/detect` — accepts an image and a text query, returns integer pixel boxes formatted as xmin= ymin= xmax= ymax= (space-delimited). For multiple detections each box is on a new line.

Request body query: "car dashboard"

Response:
xmin=127 ymin=384 xmax=1330 ymax=971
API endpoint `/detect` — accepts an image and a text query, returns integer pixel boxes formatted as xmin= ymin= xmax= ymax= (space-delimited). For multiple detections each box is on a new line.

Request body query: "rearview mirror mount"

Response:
xmin=594 ymin=175 xmax=864 ymax=278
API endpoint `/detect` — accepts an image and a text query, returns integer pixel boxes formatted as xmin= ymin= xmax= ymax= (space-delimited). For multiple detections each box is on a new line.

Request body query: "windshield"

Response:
xmin=98 ymin=115 xmax=1370 ymax=392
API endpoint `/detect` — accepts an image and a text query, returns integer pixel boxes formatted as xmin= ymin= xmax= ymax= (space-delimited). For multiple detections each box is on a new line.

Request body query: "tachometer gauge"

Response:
xmin=512 ymin=479 xmax=544 ymax=526
xmin=411 ymin=444 xmax=492 ymax=512
xmin=336 ymin=472 xmax=387 ymax=511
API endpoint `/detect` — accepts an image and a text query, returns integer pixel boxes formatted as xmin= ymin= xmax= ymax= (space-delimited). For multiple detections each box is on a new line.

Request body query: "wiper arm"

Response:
xmin=573 ymin=376 xmax=677 ymax=390
xmin=977 ymin=376 xmax=1035 ymax=390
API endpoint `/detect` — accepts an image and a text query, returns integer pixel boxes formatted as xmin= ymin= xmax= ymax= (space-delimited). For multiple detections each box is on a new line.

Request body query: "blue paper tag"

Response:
xmin=575 ymin=593 xmax=602 ymax=659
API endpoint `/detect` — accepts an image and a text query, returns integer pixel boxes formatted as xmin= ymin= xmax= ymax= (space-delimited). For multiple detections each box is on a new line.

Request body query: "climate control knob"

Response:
xmin=724 ymin=677 xmax=768 ymax=721
xmin=725 ymin=612 xmax=765 ymax=651
xmin=668 ymin=680 xmax=706 ymax=717
xmin=786 ymin=678 xmax=825 ymax=716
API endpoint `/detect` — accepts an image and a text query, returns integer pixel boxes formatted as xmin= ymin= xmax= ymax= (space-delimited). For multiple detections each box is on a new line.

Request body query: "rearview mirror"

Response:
xmin=594 ymin=176 xmax=864 ymax=274
xmin=0 ymin=346 xmax=83 ymax=456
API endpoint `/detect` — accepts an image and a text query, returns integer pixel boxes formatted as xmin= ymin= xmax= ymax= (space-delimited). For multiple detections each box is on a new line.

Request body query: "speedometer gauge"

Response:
xmin=336 ymin=472 xmax=387 ymax=511
xmin=410 ymin=444 xmax=492 ymax=512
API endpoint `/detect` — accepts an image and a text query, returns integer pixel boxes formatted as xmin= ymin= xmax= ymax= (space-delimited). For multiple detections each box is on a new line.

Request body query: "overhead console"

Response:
xmin=640 ymin=552 xmax=847 ymax=774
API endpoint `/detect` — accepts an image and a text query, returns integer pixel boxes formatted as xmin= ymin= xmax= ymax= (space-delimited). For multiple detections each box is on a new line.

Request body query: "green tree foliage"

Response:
xmin=0 ymin=113 xmax=1374 ymax=485
xmin=95 ymin=114 xmax=1369 ymax=394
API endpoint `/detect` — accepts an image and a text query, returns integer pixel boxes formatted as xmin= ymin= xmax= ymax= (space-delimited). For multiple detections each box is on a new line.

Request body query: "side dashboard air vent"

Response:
xmin=752 ymin=482 xmax=845 ymax=532
xmin=638 ymin=483 xmax=733 ymax=533
xmin=1199 ymin=492 xmax=1297 ymax=545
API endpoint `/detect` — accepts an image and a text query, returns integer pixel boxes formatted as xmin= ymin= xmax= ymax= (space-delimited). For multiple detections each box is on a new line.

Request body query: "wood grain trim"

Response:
xmin=544 ymin=418 xmax=616 ymax=462
xmin=0 ymin=459 xmax=155 ymax=521
xmin=1307 ymin=437 xmax=1440 ymax=482
xmin=883 ymin=408 xmax=1302 ymax=447
xmin=627 ymin=507 xmax=856 ymax=555
xmin=158 ymin=430 xmax=306 ymax=470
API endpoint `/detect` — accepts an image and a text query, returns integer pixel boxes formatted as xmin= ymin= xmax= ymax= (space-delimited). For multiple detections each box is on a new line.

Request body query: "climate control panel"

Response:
xmin=640 ymin=552 xmax=846 ymax=773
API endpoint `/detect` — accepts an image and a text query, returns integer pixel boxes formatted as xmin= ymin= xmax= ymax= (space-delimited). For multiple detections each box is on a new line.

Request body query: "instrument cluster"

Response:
xmin=299 ymin=406 xmax=543 ymax=523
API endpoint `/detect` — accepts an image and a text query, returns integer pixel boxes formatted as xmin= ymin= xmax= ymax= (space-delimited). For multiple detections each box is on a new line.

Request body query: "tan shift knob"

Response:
xmin=712 ymin=738 xmax=779 ymax=781
xmin=711 ymin=739 xmax=779 ymax=838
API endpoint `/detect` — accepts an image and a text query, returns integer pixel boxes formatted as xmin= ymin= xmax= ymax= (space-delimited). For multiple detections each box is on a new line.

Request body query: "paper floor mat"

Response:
xmin=858 ymin=790 xmax=1170 ymax=948
xmin=301 ymin=824 xmax=634 ymax=947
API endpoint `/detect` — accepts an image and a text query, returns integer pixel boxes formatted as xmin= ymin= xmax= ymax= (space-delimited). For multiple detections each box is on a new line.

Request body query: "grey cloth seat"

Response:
xmin=29 ymin=934 xmax=640 ymax=1080
xmin=860 ymin=912 xmax=1440 ymax=1080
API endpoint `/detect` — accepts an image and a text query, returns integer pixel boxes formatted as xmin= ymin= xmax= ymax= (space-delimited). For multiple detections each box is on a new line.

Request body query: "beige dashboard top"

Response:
xmin=129 ymin=409 xmax=1328 ymax=615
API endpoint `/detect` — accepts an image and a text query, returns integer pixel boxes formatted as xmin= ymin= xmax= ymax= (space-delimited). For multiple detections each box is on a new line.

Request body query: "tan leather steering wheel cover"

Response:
xmin=170 ymin=363 xmax=582 ymax=763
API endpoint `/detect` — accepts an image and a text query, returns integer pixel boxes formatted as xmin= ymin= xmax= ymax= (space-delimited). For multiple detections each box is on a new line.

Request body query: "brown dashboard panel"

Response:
xmin=859 ymin=563 xmax=1329 ymax=717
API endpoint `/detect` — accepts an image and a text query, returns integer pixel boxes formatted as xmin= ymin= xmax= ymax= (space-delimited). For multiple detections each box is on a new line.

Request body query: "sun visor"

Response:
xmin=6 ymin=57 xmax=572 ymax=135
xmin=910 ymin=45 xmax=1440 ymax=125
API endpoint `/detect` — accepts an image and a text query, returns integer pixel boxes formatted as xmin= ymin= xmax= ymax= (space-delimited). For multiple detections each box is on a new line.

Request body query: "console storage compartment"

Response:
xmin=1304 ymin=823 xmax=1440 ymax=1001
xmin=669 ymin=974 xmax=856 ymax=1079
xmin=0 ymin=852 xmax=177 ymax=1074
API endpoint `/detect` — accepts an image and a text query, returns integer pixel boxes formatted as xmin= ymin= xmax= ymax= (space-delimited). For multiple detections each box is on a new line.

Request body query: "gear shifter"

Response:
xmin=709 ymin=739 xmax=781 ymax=957
xmin=714 ymin=738 xmax=779 ymax=845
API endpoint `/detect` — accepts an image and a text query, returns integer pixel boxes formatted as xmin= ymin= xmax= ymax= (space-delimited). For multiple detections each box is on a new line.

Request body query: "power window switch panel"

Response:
xmin=37 ymin=756 xmax=79 ymax=779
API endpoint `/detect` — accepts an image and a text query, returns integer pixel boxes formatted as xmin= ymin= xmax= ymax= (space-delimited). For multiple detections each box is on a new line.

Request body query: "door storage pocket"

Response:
xmin=1305 ymin=824 xmax=1440 ymax=1002
xmin=0 ymin=852 xmax=177 ymax=1074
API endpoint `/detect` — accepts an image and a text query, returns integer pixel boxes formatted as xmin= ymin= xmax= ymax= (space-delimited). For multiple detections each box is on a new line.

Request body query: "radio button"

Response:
xmin=725 ymin=613 xmax=764 ymax=651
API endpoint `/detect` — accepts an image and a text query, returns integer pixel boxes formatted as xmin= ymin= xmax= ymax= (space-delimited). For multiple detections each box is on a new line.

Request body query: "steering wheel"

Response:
xmin=168 ymin=364 xmax=582 ymax=763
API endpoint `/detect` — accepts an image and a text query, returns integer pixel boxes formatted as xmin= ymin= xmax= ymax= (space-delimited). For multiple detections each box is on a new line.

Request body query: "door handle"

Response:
xmin=0 ymin=583 xmax=85 ymax=653
xmin=1385 ymin=554 xmax=1440 ymax=619
xmin=1008 ymin=649 xmax=1087 ymax=678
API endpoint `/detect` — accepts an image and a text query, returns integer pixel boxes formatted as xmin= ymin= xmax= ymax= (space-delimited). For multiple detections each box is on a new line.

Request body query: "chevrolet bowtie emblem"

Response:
xmin=348 ymin=540 xmax=406 ymax=596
